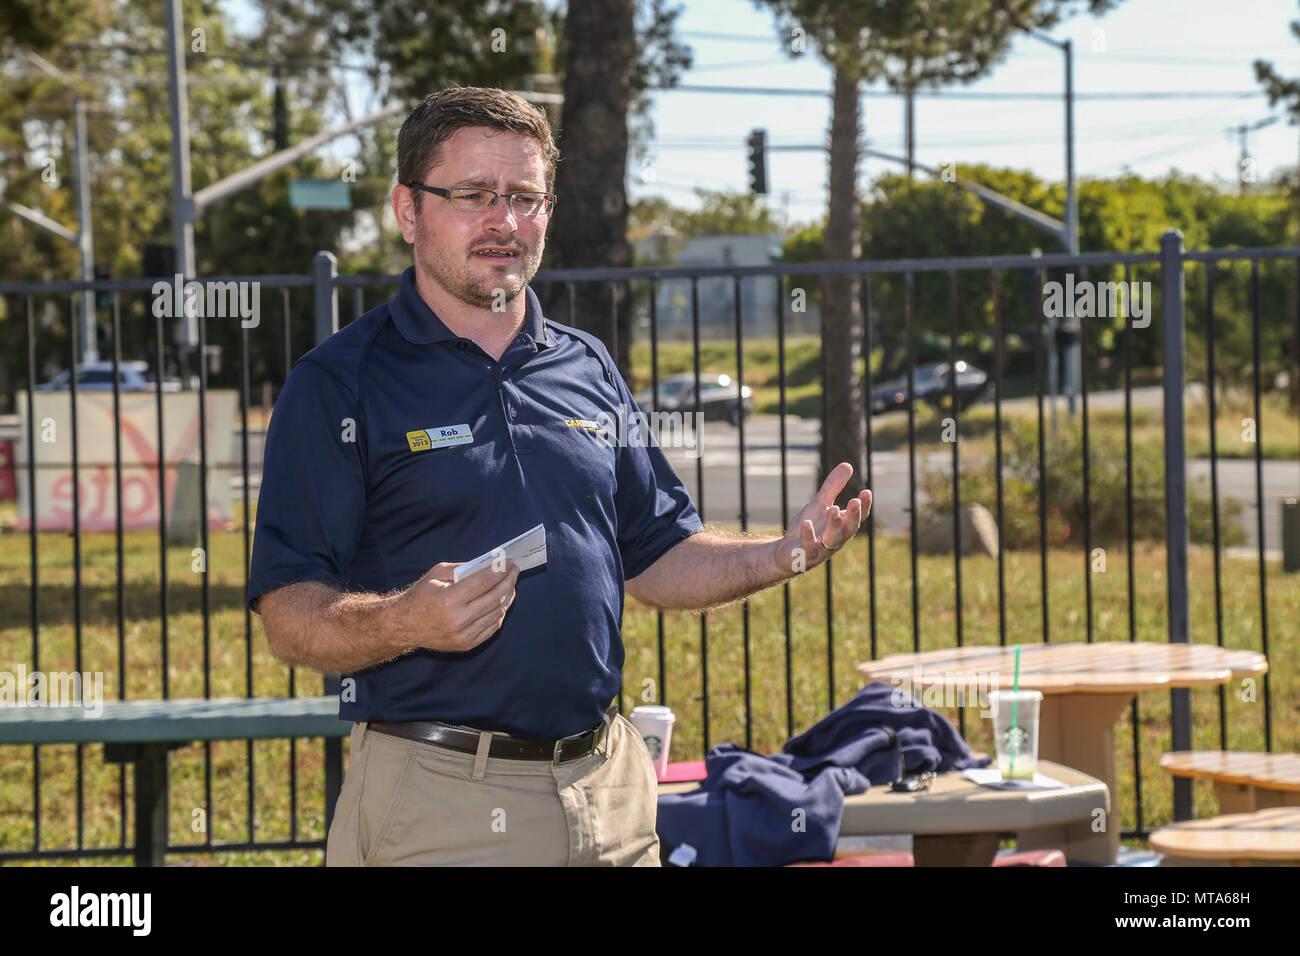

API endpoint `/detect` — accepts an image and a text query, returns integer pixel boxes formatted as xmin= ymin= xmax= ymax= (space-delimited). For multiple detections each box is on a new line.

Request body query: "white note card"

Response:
xmin=453 ymin=523 xmax=547 ymax=583
xmin=961 ymin=768 xmax=1067 ymax=791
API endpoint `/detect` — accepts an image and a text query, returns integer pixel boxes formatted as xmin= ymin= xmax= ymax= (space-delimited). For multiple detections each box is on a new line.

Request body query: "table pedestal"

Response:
xmin=1016 ymin=692 xmax=1128 ymax=865
xmin=913 ymin=832 xmax=1000 ymax=866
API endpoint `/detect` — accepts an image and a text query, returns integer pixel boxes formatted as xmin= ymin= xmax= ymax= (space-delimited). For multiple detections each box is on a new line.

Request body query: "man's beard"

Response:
xmin=418 ymin=239 xmax=543 ymax=311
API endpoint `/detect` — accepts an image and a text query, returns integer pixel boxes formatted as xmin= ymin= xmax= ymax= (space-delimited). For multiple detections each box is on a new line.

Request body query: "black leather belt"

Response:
xmin=367 ymin=702 xmax=618 ymax=764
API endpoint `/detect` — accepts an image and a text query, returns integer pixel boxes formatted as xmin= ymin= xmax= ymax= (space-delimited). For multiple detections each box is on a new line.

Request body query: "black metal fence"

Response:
xmin=0 ymin=228 xmax=1294 ymax=862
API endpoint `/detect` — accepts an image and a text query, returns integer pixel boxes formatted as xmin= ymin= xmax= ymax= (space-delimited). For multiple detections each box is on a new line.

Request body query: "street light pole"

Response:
xmin=165 ymin=0 xmax=197 ymax=372
xmin=74 ymin=95 xmax=97 ymax=364
xmin=1030 ymin=30 xmax=1079 ymax=415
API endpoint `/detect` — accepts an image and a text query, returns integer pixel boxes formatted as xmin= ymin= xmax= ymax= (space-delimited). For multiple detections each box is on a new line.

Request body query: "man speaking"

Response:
xmin=248 ymin=87 xmax=871 ymax=866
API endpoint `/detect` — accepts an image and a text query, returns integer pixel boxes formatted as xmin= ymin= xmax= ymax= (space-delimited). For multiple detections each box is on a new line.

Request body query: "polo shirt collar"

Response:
xmin=390 ymin=266 xmax=556 ymax=349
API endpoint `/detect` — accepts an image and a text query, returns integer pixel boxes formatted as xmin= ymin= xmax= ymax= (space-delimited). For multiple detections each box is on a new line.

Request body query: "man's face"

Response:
xmin=395 ymin=126 xmax=550 ymax=311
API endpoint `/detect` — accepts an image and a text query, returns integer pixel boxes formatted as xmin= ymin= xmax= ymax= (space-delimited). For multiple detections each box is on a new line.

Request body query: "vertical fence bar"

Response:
xmin=905 ymin=273 xmax=920 ymax=653
xmin=733 ymin=276 xmax=752 ymax=749
xmin=861 ymin=276 xmax=878 ymax=663
xmin=1205 ymin=265 xmax=1227 ymax=750
xmin=818 ymin=281 xmax=834 ymax=711
xmin=993 ymin=272 xmax=1007 ymax=648
xmin=25 ymin=296 xmax=41 ymax=854
xmin=111 ymin=293 xmax=127 ymax=848
xmin=1160 ymin=230 xmax=1194 ymax=823
xmin=1248 ymin=259 xmax=1274 ymax=752
xmin=68 ymin=293 xmax=84 ymax=852
xmin=155 ymin=297 xmax=170 ymax=701
xmin=1035 ymin=264 xmax=1050 ymax=643
xmin=947 ymin=271 xmax=964 ymax=736
xmin=1080 ymin=292 xmax=1093 ymax=644
xmin=1125 ymin=262 xmax=1143 ymax=835
xmin=776 ymin=274 xmax=794 ymax=739
xmin=240 ymin=314 xmax=255 ymax=846
xmin=197 ymin=303 xmax=213 ymax=849
xmin=690 ymin=277 xmax=710 ymax=752
xmin=649 ymin=278 xmax=667 ymax=712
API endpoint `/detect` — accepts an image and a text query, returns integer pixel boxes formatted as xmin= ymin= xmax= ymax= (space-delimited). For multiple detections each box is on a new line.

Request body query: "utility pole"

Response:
xmin=1230 ymin=116 xmax=1279 ymax=195
xmin=905 ymin=85 xmax=915 ymax=180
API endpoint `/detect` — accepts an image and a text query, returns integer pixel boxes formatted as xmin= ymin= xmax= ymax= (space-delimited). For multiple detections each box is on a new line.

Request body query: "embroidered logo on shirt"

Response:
xmin=563 ymin=418 xmax=603 ymax=431
xmin=407 ymin=423 xmax=473 ymax=452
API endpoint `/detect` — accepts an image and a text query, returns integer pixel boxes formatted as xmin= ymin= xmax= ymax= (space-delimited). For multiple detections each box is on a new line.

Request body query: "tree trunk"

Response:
xmin=821 ymin=65 xmax=866 ymax=502
xmin=542 ymin=0 xmax=635 ymax=377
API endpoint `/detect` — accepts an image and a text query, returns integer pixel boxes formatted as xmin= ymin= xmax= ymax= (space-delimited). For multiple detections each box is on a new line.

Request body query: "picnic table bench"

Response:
xmin=1150 ymin=806 xmax=1300 ymax=865
xmin=1159 ymin=751 xmax=1300 ymax=814
xmin=0 ymin=696 xmax=348 ymax=866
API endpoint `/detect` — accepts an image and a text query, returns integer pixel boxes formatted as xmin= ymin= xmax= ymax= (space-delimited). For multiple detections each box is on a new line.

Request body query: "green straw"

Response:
xmin=1008 ymin=644 xmax=1021 ymax=778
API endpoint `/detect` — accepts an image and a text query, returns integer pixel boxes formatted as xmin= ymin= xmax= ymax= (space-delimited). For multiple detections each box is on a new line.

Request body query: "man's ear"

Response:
xmin=392 ymin=183 xmax=417 ymax=245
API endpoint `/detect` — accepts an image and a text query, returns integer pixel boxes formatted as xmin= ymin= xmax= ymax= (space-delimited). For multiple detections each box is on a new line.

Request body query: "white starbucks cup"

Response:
xmin=629 ymin=705 xmax=675 ymax=778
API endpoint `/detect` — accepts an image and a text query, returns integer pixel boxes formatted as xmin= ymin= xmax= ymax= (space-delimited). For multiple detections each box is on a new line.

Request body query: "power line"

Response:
xmin=59 ymin=41 xmax=381 ymax=74
xmin=665 ymin=83 xmax=1267 ymax=101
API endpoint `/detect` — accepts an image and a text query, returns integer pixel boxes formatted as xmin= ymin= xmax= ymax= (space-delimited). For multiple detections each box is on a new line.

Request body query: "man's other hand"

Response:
xmin=403 ymin=560 xmax=519 ymax=652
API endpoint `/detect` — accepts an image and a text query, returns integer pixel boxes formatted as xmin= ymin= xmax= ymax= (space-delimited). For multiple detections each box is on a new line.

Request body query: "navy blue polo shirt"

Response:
xmin=247 ymin=267 xmax=703 ymax=739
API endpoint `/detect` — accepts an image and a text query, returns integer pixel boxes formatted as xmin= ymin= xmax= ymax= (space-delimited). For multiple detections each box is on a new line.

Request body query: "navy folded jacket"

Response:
xmin=655 ymin=681 xmax=992 ymax=866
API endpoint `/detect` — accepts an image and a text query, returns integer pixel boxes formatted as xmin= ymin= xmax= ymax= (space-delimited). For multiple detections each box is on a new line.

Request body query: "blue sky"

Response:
xmin=227 ymin=0 xmax=1300 ymax=229
xmin=635 ymin=0 xmax=1300 ymax=225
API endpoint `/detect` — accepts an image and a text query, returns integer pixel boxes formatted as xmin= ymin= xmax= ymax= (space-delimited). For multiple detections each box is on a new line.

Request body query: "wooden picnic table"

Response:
xmin=858 ymin=641 xmax=1268 ymax=864
xmin=657 ymin=758 xmax=1108 ymax=866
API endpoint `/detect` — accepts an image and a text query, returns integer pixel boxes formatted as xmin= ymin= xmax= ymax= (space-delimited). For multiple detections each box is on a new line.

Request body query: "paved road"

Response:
xmin=662 ymin=411 xmax=1297 ymax=555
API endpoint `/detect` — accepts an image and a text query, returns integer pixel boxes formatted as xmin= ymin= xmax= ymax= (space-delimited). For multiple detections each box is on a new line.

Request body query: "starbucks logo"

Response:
xmin=1002 ymin=725 xmax=1029 ymax=753
xmin=643 ymin=735 xmax=663 ymax=760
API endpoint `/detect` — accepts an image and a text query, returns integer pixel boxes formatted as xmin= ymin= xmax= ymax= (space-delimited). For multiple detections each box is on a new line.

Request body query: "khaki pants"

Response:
xmin=325 ymin=709 xmax=662 ymax=866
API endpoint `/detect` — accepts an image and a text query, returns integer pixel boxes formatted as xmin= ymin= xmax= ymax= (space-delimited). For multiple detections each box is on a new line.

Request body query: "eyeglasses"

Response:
xmin=406 ymin=183 xmax=556 ymax=217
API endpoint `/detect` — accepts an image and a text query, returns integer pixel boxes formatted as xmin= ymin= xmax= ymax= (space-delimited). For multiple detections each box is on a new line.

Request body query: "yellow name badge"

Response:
xmin=407 ymin=423 xmax=473 ymax=452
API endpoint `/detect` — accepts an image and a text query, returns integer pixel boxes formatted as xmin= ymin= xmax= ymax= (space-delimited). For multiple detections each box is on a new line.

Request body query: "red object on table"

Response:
xmin=658 ymin=760 xmax=707 ymax=784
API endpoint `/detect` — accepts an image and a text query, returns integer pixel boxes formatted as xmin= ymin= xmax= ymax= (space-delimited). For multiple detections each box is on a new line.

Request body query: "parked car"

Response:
xmin=870 ymin=361 xmax=989 ymax=414
xmin=633 ymin=372 xmax=755 ymax=425
xmin=36 ymin=361 xmax=182 ymax=392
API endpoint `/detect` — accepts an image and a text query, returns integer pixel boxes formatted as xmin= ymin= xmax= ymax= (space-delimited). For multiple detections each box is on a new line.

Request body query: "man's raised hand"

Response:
xmin=771 ymin=462 xmax=872 ymax=576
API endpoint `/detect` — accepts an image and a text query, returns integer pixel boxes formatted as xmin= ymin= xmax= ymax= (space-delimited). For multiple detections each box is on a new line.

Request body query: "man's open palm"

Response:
xmin=772 ymin=462 xmax=872 ymax=576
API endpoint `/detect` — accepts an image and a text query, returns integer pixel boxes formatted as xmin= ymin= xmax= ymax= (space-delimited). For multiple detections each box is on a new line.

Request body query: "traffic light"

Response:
xmin=746 ymin=128 xmax=768 ymax=195
xmin=94 ymin=263 xmax=111 ymax=310
xmin=142 ymin=243 xmax=175 ymax=278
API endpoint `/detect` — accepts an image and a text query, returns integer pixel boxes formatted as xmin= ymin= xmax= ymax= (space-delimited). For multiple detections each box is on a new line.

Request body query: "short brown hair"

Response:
xmin=397 ymin=87 xmax=560 ymax=205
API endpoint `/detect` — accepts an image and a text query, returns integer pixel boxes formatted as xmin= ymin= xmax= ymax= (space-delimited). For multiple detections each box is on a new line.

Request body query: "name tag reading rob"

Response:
xmin=407 ymin=423 xmax=473 ymax=452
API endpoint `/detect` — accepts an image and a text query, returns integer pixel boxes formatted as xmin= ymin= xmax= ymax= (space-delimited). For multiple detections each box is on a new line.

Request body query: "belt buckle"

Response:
xmin=553 ymin=719 xmax=603 ymax=766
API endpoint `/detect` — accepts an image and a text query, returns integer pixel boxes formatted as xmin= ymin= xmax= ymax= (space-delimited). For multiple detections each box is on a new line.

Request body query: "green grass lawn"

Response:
xmin=1 ymin=517 xmax=1295 ymax=866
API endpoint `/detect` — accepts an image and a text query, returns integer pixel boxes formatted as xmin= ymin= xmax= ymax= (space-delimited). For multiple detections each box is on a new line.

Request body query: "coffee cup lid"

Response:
xmin=630 ymin=705 xmax=675 ymax=720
